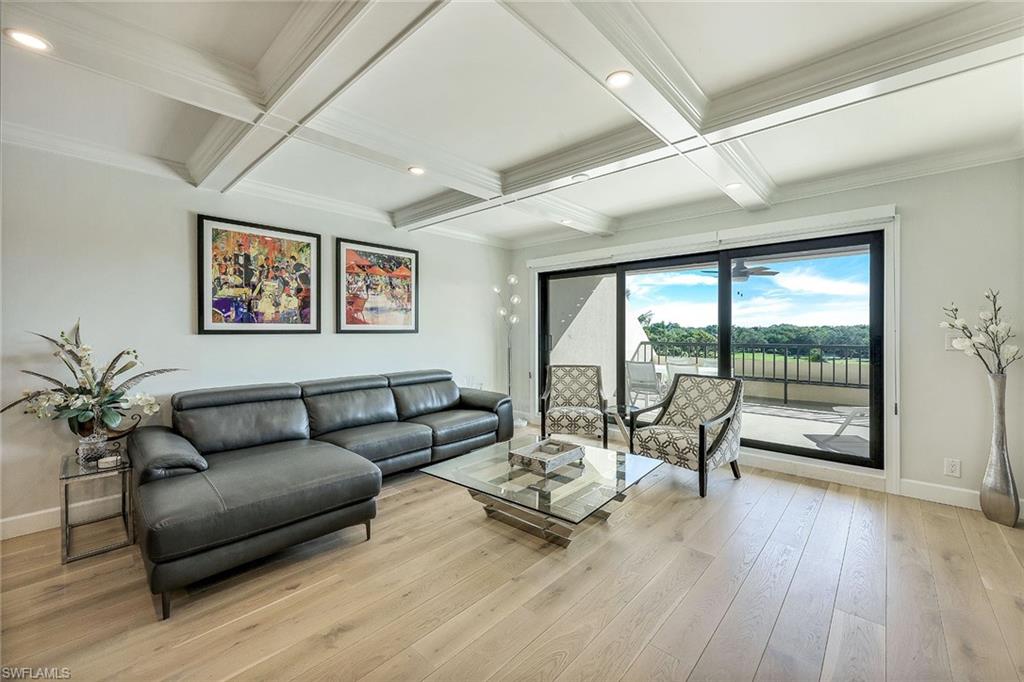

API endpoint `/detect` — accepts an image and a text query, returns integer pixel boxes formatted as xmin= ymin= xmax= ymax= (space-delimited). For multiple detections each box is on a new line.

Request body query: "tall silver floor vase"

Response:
xmin=980 ymin=373 xmax=1020 ymax=527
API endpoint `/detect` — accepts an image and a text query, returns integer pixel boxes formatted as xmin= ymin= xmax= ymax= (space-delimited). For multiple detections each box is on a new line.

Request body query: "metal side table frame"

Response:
xmin=60 ymin=454 xmax=134 ymax=563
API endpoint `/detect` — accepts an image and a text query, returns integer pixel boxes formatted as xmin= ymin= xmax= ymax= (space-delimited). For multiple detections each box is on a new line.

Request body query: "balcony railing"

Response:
xmin=632 ymin=341 xmax=870 ymax=403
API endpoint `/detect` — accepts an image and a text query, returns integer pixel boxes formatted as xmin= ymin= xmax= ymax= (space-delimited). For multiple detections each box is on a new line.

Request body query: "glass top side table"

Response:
xmin=605 ymin=404 xmax=641 ymax=446
xmin=59 ymin=453 xmax=134 ymax=563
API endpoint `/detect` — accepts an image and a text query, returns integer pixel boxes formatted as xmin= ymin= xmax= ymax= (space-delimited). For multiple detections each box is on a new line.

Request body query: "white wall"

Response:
xmin=0 ymin=145 xmax=510 ymax=533
xmin=510 ymin=160 xmax=1024 ymax=507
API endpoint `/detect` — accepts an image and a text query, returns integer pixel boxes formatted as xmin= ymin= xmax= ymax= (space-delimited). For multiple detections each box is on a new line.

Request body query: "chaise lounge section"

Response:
xmin=128 ymin=370 xmax=511 ymax=619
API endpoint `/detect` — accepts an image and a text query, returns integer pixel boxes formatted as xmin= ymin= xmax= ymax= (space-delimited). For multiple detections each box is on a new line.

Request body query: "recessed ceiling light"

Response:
xmin=407 ymin=166 xmax=425 ymax=176
xmin=560 ymin=219 xmax=573 ymax=226
xmin=571 ymin=173 xmax=590 ymax=182
xmin=605 ymin=70 xmax=634 ymax=89
xmin=4 ymin=29 xmax=51 ymax=51
xmin=725 ymin=183 xmax=743 ymax=191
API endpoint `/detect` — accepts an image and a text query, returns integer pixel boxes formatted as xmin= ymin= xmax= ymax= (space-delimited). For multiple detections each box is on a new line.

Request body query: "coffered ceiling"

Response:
xmin=2 ymin=0 xmax=1022 ymax=250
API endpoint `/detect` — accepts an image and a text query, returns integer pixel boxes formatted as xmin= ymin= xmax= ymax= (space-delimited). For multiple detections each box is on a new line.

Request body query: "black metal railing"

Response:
xmin=631 ymin=341 xmax=870 ymax=403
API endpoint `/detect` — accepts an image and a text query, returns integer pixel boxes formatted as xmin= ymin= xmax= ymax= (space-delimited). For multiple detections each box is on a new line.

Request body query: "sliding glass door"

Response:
xmin=538 ymin=231 xmax=884 ymax=468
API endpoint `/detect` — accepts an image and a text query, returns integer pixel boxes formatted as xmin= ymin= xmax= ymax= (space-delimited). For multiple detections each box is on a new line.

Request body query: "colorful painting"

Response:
xmin=336 ymin=239 xmax=418 ymax=333
xmin=197 ymin=215 xmax=320 ymax=334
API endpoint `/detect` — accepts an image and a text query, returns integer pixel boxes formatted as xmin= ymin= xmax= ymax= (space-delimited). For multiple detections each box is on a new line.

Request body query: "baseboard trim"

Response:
xmin=739 ymin=446 xmax=886 ymax=491
xmin=897 ymin=478 xmax=1023 ymax=518
xmin=1 ymin=494 xmax=122 ymax=540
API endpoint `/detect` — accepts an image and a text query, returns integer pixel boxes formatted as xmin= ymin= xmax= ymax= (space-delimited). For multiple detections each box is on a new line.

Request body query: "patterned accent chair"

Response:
xmin=629 ymin=374 xmax=743 ymax=497
xmin=541 ymin=365 xmax=608 ymax=448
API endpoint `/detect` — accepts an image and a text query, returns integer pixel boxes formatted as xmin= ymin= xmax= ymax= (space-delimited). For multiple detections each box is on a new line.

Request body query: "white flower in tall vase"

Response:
xmin=941 ymin=290 xmax=1022 ymax=527
xmin=494 ymin=274 xmax=527 ymax=427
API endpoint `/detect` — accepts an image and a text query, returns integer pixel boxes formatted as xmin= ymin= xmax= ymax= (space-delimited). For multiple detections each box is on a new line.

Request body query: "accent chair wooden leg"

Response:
xmin=365 ymin=520 xmax=372 ymax=541
xmin=161 ymin=592 xmax=171 ymax=620
xmin=602 ymin=420 xmax=608 ymax=449
xmin=699 ymin=467 xmax=707 ymax=498
xmin=730 ymin=460 xmax=741 ymax=479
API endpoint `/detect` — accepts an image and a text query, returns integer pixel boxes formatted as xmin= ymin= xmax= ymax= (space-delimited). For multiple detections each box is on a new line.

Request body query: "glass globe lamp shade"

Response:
xmin=492 ymin=285 xmax=501 ymax=294
xmin=497 ymin=307 xmax=508 ymax=317
xmin=506 ymin=274 xmax=519 ymax=286
xmin=508 ymin=315 xmax=520 ymax=325
xmin=509 ymin=294 xmax=521 ymax=306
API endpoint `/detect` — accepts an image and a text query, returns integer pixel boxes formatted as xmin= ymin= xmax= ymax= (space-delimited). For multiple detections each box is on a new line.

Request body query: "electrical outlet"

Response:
xmin=943 ymin=458 xmax=962 ymax=478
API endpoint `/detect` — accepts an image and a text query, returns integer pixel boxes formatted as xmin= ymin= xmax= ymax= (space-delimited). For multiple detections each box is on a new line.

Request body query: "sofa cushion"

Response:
xmin=137 ymin=439 xmax=380 ymax=563
xmin=385 ymin=370 xmax=460 ymax=420
xmin=172 ymin=383 xmax=309 ymax=454
xmin=317 ymin=422 xmax=433 ymax=462
xmin=300 ymin=376 xmax=397 ymax=437
xmin=407 ymin=409 xmax=498 ymax=446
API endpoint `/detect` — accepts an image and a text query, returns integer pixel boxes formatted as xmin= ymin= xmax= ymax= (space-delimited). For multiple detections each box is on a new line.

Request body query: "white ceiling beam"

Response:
xmin=190 ymin=1 xmax=448 ymax=191
xmin=702 ymin=2 xmax=1024 ymax=143
xmin=305 ymin=108 xmax=502 ymax=199
xmin=0 ymin=2 xmax=264 ymax=122
xmin=550 ymin=0 xmax=775 ymax=209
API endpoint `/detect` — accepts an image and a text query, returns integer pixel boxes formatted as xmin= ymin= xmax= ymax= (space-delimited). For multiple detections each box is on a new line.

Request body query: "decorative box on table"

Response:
xmin=509 ymin=439 xmax=585 ymax=475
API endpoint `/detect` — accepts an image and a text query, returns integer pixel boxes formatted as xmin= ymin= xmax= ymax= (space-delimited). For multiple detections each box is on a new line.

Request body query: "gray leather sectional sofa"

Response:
xmin=128 ymin=369 xmax=512 ymax=619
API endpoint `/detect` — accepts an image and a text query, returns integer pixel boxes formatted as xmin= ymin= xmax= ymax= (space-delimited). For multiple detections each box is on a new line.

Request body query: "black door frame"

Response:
xmin=537 ymin=230 xmax=885 ymax=470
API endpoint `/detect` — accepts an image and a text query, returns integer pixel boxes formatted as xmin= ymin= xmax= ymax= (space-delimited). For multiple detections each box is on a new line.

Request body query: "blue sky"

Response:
xmin=626 ymin=253 xmax=870 ymax=327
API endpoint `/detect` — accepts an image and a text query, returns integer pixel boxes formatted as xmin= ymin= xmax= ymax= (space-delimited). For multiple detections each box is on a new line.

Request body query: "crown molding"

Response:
xmin=1 ymin=122 xmax=191 ymax=182
xmin=572 ymin=1 xmax=708 ymax=128
xmin=703 ymin=3 xmax=1024 ymax=141
xmin=233 ymin=178 xmax=390 ymax=225
xmin=516 ymin=195 xmax=617 ymax=236
xmin=501 ymin=123 xmax=669 ymax=194
xmin=255 ymin=1 xmax=369 ymax=107
xmin=418 ymin=226 xmax=513 ymax=250
xmin=2 ymin=3 xmax=264 ymax=122
xmin=308 ymin=107 xmax=502 ymax=198
xmin=186 ymin=118 xmax=254 ymax=189
xmin=712 ymin=139 xmax=779 ymax=204
xmin=776 ymin=145 xmax=1024 ymax=203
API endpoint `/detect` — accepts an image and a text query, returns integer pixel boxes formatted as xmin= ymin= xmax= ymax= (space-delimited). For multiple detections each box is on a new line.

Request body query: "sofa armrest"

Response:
xmin=459 ymin=387 xmax=514 ymax=443
xmin=128 ymin=426 xmax=208 ymax=486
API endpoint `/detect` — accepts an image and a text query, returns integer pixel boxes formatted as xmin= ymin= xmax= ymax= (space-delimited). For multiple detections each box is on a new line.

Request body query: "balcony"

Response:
xmin=631 ymin=341 xmax=871 ymax=459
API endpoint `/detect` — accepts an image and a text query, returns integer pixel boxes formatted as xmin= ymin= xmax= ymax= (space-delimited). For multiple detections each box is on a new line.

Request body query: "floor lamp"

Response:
xmin=493 ymin=274 xmax=527 ymax=427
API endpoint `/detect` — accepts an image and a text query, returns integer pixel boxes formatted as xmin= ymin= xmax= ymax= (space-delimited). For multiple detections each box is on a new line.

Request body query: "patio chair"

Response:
xmin=625 ymin=360 xmax=665 ymax=407
xmin=629 ymin=374 xmax=743 ymax=497
xmin=666 ymin=356 xmax=696 ymax=380
xmin=541 ymin=365 xmax=608 ymax=448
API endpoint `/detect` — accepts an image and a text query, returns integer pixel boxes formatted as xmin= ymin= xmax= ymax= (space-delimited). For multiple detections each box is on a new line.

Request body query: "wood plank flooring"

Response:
xmin=2 ymin=429 xmax=1023 ymax=681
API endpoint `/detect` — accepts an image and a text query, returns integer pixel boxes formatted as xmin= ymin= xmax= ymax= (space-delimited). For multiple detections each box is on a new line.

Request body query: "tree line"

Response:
xmin=638 ymin=316 xmax=870 ymax=353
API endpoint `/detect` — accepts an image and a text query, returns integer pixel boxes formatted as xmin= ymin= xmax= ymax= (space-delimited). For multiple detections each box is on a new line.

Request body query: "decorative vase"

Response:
xmin=980 ymin=373 xmax=1020 ymax=527
xmin=69 ymin=418 xmax=115 ymax=465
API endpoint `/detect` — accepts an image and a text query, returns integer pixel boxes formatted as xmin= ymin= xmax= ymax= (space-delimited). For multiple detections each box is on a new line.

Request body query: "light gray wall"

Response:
xmin=509 ymin=160 xmax=1024 ymax=497
xmin=0 ymin=145 xmax=510 ymax=525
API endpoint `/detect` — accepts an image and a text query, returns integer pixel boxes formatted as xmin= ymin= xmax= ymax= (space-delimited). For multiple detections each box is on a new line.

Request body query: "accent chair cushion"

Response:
xmin=546 ymin=406 xmax=603 ymax=435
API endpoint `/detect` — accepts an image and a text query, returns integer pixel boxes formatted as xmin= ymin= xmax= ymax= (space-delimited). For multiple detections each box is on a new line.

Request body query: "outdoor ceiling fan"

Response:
xmin=701 ymin=259 xmax=779 ymax=282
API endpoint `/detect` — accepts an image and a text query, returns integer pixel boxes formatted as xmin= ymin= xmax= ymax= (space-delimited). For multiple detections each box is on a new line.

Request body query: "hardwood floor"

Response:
xmin=2 ymin=430 xmax=1023 ymax=681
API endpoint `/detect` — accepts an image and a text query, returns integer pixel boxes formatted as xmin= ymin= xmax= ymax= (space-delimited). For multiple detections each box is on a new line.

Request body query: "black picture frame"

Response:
xmin=335 ymin=237 xmax=419 ymax=334
xmin=196 ymin=214 xmax=321 ymax=334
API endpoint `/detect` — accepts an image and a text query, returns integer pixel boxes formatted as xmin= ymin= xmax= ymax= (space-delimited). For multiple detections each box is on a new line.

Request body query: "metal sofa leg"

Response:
xmin=365 ymin=520 xmax=372 ymax=541
xmin=730 ymin=461 xmax=741 ymax=479
xmin=161 ymin=592 xmax=171 ymax=620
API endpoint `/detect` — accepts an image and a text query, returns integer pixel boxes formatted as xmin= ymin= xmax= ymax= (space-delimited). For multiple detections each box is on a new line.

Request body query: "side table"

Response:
xmin=59 ymin=454 xmax=134 ymax=563
xmin=605 ymin=404 xmax=641 ymax=447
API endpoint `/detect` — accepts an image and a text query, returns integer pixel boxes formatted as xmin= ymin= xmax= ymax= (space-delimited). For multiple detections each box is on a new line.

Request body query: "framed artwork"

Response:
xmin=197 ymin=214 xmax=321 ymax=334
xmin=336 ymin=238 xmax=418 ymax=333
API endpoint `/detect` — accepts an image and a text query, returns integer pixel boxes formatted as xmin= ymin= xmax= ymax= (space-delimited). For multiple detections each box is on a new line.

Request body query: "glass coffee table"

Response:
xmin=422 ymin=436 xmax=662 ymax=546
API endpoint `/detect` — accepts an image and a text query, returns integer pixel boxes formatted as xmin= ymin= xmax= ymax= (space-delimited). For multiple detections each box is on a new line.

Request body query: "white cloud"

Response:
xmin=771 ymin=268 xmax=868 ymax=297
xmin=734 ymin=296 xmax=868 ymax=326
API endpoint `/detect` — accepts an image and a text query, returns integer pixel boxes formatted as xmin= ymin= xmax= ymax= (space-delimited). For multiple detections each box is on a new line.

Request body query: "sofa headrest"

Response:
xmin=171 ymin=383 xmax=301 ymax=411
xmin=385 ymin=369 xmax=453 ymax=387
xmin=299 ymin=375 xmax=388 ymax=397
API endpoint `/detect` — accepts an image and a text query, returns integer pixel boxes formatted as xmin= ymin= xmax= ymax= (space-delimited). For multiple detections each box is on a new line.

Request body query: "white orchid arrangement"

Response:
xmin=0 ymin=321 xmax=180 ymax=432
xmin=941 ymin=289 xmax=1021 ymax=374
